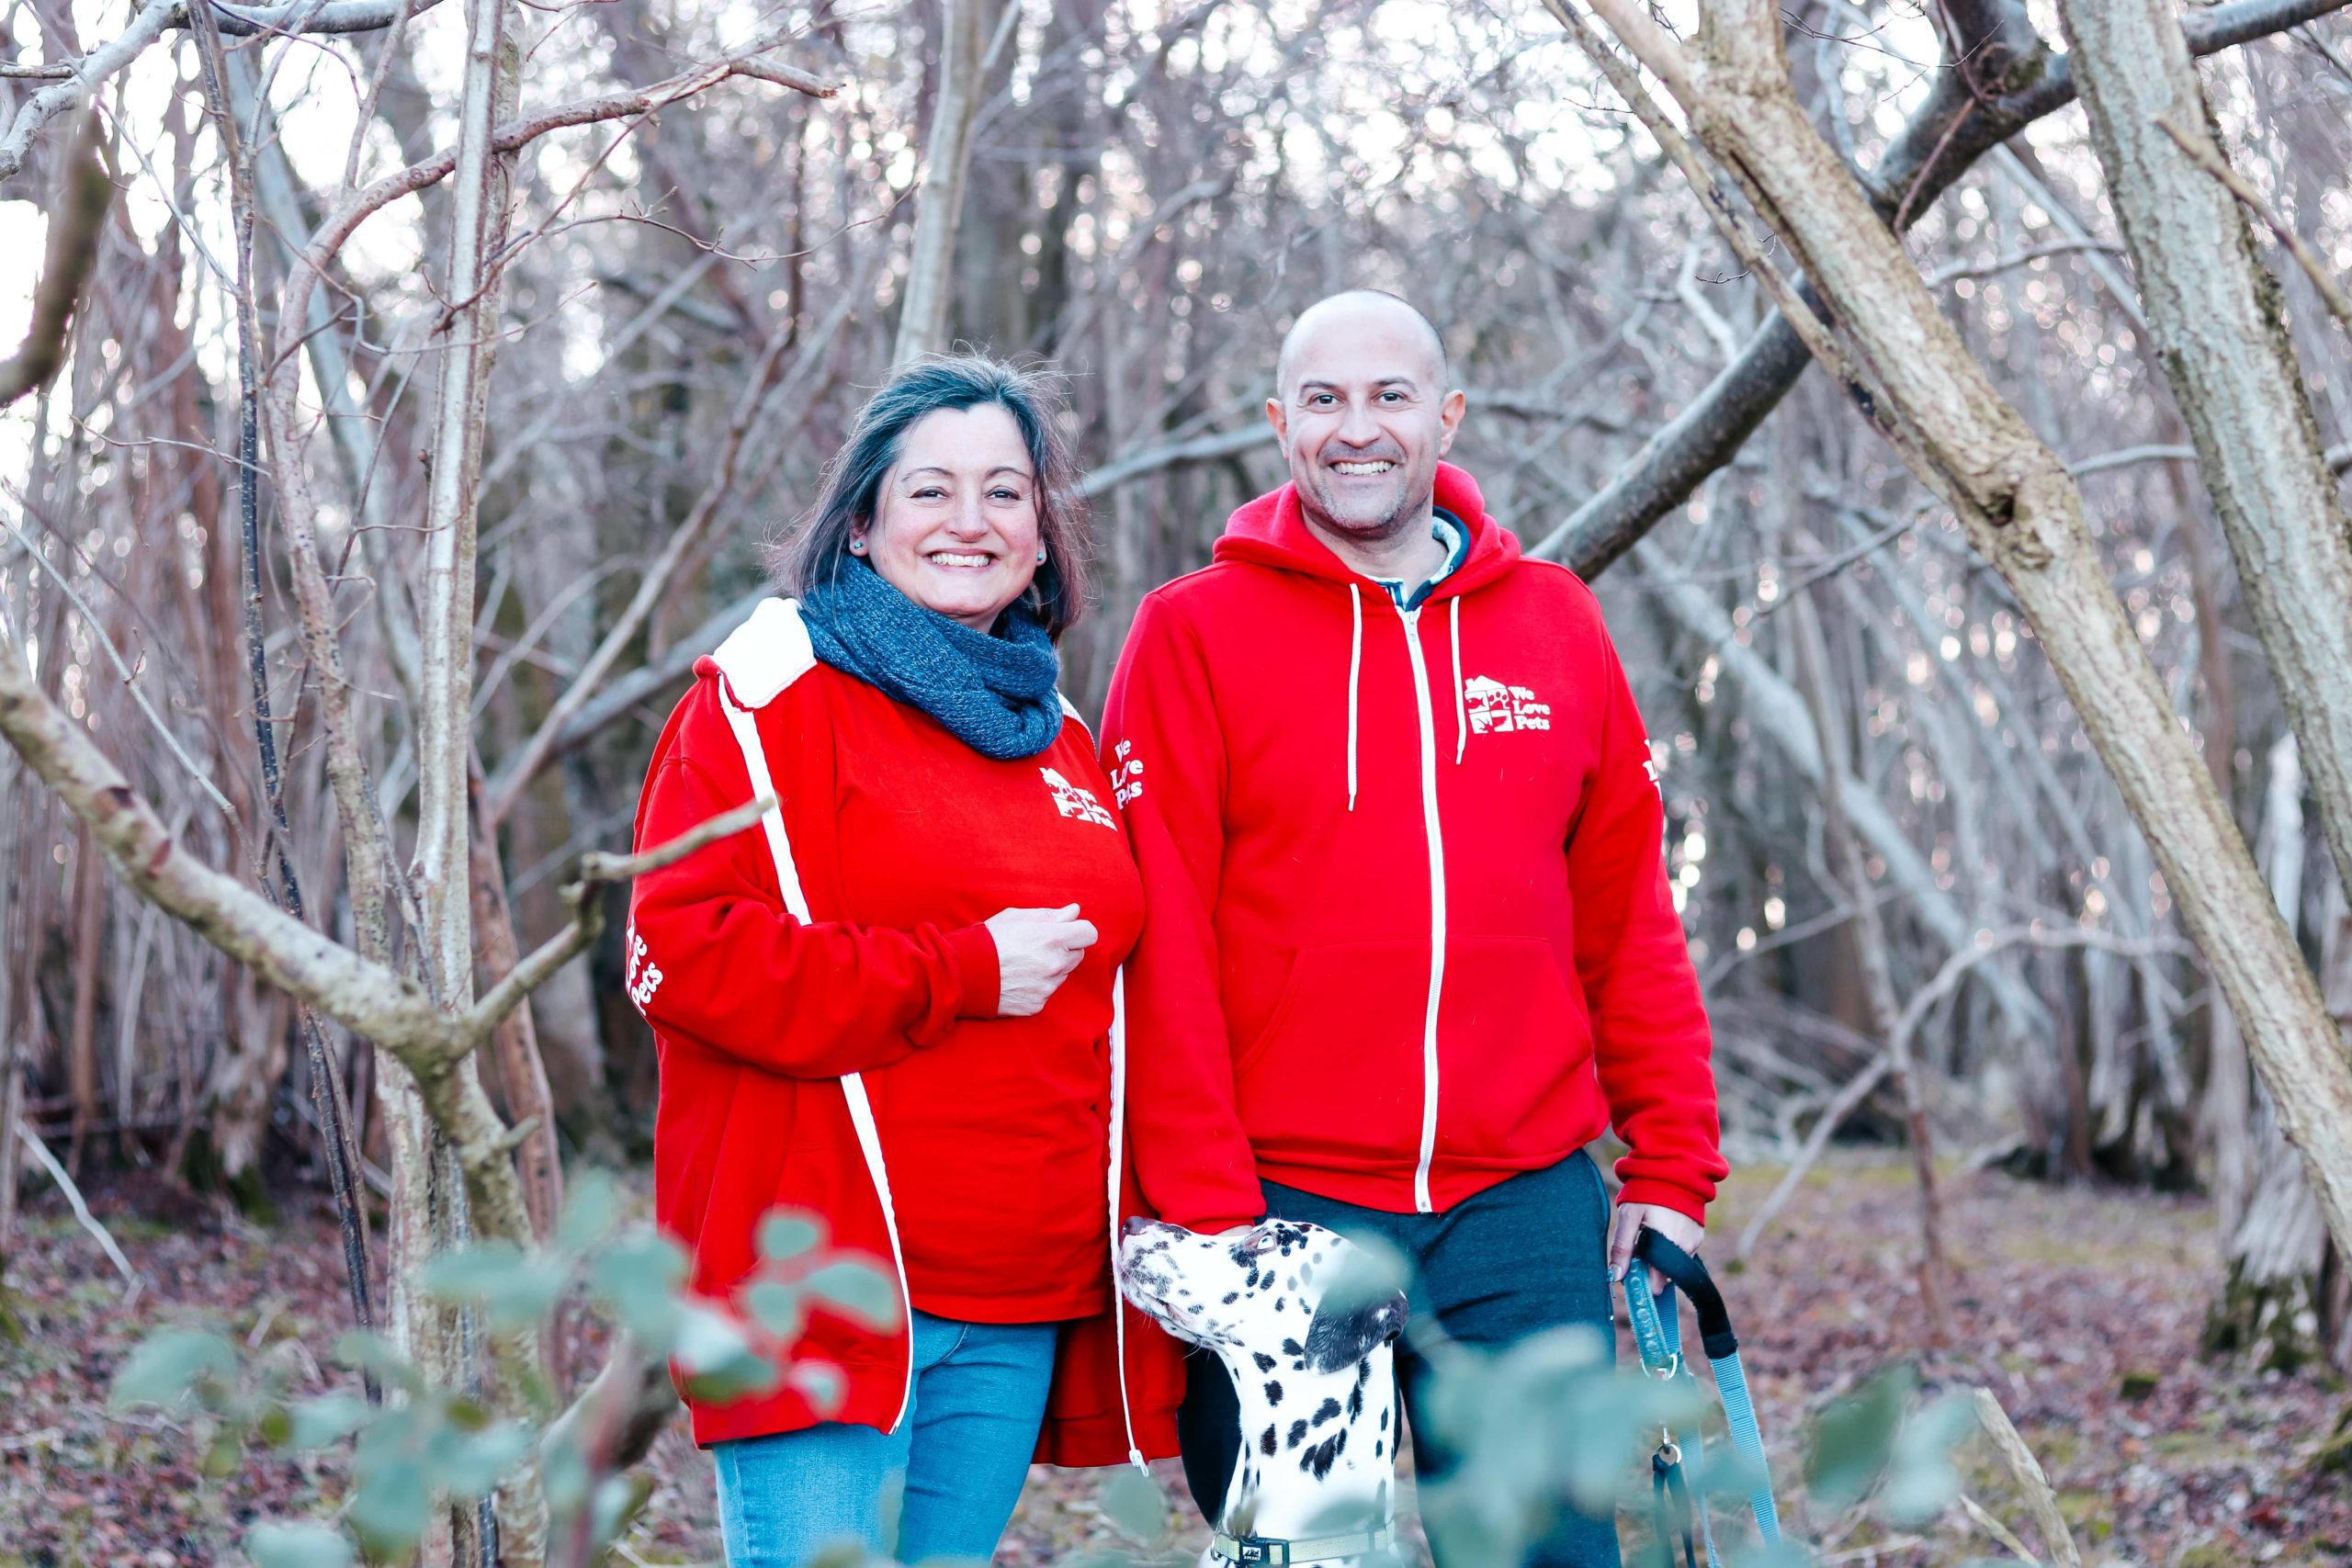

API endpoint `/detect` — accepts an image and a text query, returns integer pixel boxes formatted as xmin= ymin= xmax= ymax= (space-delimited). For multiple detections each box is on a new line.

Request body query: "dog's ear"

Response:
xmin=1303 ymin=1288 xmax=1408 ymax=1373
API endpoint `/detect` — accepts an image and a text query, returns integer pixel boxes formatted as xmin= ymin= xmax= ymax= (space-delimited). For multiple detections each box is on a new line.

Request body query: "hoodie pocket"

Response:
xmin=1433 ymin=936 xmax=1588 ymax=1154
xmin=1233 ymin=939 xmax=1429 ymax=1168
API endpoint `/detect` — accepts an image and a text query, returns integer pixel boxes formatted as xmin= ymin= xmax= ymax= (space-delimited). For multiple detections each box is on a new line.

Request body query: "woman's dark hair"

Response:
xmin=766 ymin=355 xmax=1093 ymax=637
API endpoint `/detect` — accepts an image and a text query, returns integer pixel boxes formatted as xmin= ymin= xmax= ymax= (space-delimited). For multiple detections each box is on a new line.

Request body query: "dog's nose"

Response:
xmin=1122 ymin=1215 xmax=1156 ymax=1238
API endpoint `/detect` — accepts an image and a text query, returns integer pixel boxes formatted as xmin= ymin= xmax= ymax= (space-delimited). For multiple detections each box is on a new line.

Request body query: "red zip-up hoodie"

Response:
xmin=1102 ymin=464 xmax=1725 ymax=1234
xmin=628 ymin=598 xmax=1181 ymax=1461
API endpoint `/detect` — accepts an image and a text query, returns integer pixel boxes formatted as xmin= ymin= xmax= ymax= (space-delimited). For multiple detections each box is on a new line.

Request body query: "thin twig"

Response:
xmin=0 ymin=517 xmax=235 ymax=820
xmin=15 ymin=1120 xmax=141 ymax=1300
xmin=1972 ymin=1389 xmax=2085 ymax=1568
xmin=1958 ymin=1492 xmax=2042 ymax=1564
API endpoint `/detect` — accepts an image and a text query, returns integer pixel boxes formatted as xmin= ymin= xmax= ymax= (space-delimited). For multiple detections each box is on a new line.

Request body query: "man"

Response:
xmin=1102 ymin=290 xmax=1725 ymax=1567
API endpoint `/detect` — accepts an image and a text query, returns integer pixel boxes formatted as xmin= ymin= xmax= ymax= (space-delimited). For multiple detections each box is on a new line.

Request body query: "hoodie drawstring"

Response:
xmin=1346 ymin=583 xmax=1363 ymax=811
xmin=1450 ymin=597 xmax=1466 ymax=764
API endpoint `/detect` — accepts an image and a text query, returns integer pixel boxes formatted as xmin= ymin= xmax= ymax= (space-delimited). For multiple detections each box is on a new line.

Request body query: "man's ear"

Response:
xmin=1435 ymin=388 xmax=1467 ymax=457
xmin=1265 ymin=396 xmax=1289 ymax=454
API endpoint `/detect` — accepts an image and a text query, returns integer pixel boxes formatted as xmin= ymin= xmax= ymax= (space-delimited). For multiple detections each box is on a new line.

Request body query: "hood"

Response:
xmin=1212 ymin=461 xmax=1522 ymax=602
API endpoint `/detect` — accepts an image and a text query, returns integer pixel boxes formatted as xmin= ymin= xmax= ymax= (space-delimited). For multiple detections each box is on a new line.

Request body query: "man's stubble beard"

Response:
xmin=1299 ymin=463 xmax=1434 ymax=547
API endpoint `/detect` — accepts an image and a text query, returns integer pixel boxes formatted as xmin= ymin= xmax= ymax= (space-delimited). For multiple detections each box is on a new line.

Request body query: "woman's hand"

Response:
xmin=1608 ymin=1202 xmax=1705 ymax=1297
xmin=984 ymin=904 xmax=1100 ymax=1017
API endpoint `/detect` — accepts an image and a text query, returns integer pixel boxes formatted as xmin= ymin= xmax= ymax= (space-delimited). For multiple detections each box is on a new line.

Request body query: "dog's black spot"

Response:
xmin=1281 ymin=1338 xmax=1304 ymax=1359
xmin=1286 ymin=1419 xmax=1307 ymax=1450
xmin=1272 ymin=1297 xmax=1285 ymax=1313
xmin=1312 ymin=1397 xmax=1342 ymax=1427
xmin=1252 ymin=1352 xmax=1277 ymax=1373
xmin=1299 ymin=1431 xmax=1343 ymax=1480
xmin=1347 ymin=1382 xmax=1363 ymax=1419
xmin=1223 ymin=1292 xmax=1239 ymax=1304
xmin=1260 ymin=1424 xmax=1276 ymax=1457
xmin=1263 ymin=1380 xmax=1283 ymax=1406
xmin=1286 ymin=1274 xmax=1298 ymax=1292
xmin=1374 ymin=1438 xmax=1385 ymax=1459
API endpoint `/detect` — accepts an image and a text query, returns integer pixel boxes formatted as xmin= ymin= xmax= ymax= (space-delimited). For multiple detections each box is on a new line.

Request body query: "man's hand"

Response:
xmin=1608 ymin=1202 xmax=1704 ymax=1297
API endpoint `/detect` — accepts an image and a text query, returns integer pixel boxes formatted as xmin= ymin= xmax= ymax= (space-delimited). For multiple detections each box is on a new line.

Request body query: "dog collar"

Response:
xmin=1210 ymin=1527 xmax=1393 ymax=1566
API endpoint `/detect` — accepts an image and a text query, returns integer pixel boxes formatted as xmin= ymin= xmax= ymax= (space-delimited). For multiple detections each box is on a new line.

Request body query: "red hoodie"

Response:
xmin=628 ymin=597 xmax=1181 ymax=1461
xmin=1103 ymin=464 xmax=1725 ymax=1235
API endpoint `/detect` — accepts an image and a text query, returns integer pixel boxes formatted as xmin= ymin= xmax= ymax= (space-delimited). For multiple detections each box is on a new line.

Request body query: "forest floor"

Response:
xmin=1 ymin=1152 xmax=2346 ymax=1566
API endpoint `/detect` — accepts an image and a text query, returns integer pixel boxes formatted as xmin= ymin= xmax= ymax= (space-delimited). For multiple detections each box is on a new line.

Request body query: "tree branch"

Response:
xmin=1529 ymin=0 xmax=2351 ymax=578
xmin=0 ymin=0 xmax=175 ymax=185
xmin=0 ymin=115 xmax=110 ymax=406
xmin=464 ymin=795 xmax=771 ymax=1045
xmin=182 ymin=0 xmax=442 ymax=36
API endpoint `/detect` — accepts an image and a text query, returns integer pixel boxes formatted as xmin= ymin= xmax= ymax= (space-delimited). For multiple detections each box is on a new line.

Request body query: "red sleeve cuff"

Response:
xmin=945 ymin=921 xmax=1000 ymax=1021
xmin=1614 ymin=1176 xmax=1710 ymax=1226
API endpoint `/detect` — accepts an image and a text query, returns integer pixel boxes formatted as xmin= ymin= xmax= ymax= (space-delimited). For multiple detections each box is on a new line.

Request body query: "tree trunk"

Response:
xmin=2207 ymin=738 xmax=2352 ymax=1370
xmin=1789 ymin=569 xmax=1949 ymax=1341
xmin=894 ymin=0 xmax=985 ymax=365
xmin=2054 ymin=0 xmax=2352 ymax=904
xmin=414 ymin=0 xmax=544 ymax=1556
xmin=65 ymin=821 xmax=102 ymax=1173
xmin=1580 ymin=0 xmax=2352 ymax=1269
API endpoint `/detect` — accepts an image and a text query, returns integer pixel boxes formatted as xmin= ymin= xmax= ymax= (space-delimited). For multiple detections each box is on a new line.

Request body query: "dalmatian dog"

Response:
xmin=1119 ymin=1217 xmax=1409 ymax=1568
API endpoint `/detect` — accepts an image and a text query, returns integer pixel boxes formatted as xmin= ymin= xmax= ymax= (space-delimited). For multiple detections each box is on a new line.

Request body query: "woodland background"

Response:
xmin=3 ymin=0 xmax=2352 ymax=1563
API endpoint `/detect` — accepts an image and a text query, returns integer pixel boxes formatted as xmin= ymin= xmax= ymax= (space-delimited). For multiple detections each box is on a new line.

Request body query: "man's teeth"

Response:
xmin=1332 ymin=461 xmax=1396 ymax=476
xmin=927 ymin=551 xmax=993 ymax=568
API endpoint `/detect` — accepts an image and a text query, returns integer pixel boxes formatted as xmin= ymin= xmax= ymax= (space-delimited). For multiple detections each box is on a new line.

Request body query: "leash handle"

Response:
xmin=1633 ymin=1230 xmax=1736 ymax=1360
xmin=1623 ymin=1233 xmax=1781 ymax=1557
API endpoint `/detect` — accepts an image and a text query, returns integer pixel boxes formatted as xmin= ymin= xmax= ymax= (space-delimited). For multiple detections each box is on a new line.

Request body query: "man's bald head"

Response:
xmin=1273 ymin=290 xmax=1450 ymax=400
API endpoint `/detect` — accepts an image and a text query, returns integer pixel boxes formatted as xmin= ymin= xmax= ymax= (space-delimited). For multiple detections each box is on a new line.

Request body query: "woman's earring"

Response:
xmin=1035 ymin=546 xmax=1047 ymax=564
xmin=848 ymin=536 xmax=866 ymax=555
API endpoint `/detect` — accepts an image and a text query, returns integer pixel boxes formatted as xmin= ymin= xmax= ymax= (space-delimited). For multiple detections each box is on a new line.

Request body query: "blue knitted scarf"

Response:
xmin=799 ymin=559 xmax=1064 ymax=760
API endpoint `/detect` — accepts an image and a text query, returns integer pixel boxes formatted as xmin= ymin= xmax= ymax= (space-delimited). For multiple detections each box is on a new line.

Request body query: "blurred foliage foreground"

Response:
xmin=109 ymin=1172 xmax=1996 ymax=1568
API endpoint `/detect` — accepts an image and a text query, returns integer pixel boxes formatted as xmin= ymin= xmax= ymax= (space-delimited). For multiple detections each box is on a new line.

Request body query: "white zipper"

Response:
xmin=1397 ymin=607 xmax=1447 ymax=1213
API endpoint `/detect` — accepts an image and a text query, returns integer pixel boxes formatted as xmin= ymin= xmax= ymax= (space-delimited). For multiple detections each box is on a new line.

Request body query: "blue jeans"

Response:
xmin=714 ymin=1310 xmax=1058 ymax=1566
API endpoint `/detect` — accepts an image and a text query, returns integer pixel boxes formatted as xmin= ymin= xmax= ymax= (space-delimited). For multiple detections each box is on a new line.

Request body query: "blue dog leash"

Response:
xmin=1623 ymin=1232 xmax=1781 ymax=1568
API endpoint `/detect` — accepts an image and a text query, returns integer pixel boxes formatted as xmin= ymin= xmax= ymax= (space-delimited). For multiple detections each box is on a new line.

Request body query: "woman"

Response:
xmin=627 ymin=356 xmax=1180 ymax=1566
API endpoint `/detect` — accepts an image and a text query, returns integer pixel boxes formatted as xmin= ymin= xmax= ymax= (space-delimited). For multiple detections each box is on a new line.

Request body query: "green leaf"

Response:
xmin=743 ymin=1280 xmax=804 ymax=1338
xmin=1806 ymin=1364 xmax=1916 ymax=1512
xmin=109 ymin=1328 xmax=237 ymax=1411
xmin=244 ymin=1521 xmax=356 ymax=1568
xmin=1879 ymin=1392 xmax=1978 ymax=1524
xmin=589 ymin=1234 xmax=689 ymax=1352
xmin=332 ymin=1331 xmax=426 ymax=1398
xmin=556 ymin=1169 xmax=623 ymax=1253
xmin=674 ymin=1303 xmax=779 ymax=1404
xmin=590 ymin=1472 xmax=655 ymax=1549
xmin=757 ymin=1211 xmax=824 ymax=1262
xmin=540 ymin=1427 xmax=593 ymax=1516
xmin=788 ymin=1359 xmax=846 ymax=1417
xmin=444 ymin=1423 xmax=535 ymax=1499
xmin=346 ymin=1450 xmax=433 ymax=1559
xmin=1099 ymin=1468 xmax=1169 ymax=1547
xmin=285 ymin=1392 xmax=371 ymax=1452
xmin=803 ymin=1261 xmax=899 ymax=1331
xmin=420 ymin=1242 xmax=566 ymax=1332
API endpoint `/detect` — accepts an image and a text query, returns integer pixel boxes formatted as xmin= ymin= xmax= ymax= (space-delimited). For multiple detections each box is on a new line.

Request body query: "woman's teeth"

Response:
xmin=927 ymin=551 xmax=994 ymax=569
